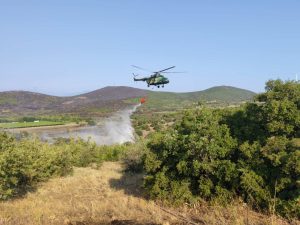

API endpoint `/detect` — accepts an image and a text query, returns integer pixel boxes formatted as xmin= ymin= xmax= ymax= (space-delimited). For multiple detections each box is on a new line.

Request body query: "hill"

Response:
xmin=184 ymin=86 xmax=256 ymax=102
xmin=0 ymin=87 xmax=147 ymax=117
xmin=0 ymin=86 xmax=255 ymax=117
xmin=144 ymin=86 xmax=256 ymax=111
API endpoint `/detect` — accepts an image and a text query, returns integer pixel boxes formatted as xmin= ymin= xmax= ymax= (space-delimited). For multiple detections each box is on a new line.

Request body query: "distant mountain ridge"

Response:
xmin=0 ymin=86 xmax=255 ymax=117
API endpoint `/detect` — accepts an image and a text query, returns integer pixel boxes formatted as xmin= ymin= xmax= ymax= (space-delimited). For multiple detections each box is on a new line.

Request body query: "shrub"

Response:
xmin=121 ymin=142 xmax=147 ymax=173
xmin=144 ymin=108 xmax=238 ymax=204
xmin=0 ymin=133 xmax=129 ymax=200
xmin=0 ymin=136 xmax=72 ymax=199
xmin=135 ymin=129 xmax=143 ymax=137
xmin=144 ymin=110 xmax=300 ymax=218
xmin=143 ymin=80 xmax=300 ymax=219
xmin=62 ymin=138 xmax=102 ymax=167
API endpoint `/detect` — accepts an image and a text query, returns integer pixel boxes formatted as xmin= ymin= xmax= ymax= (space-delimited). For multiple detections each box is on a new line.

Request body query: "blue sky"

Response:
xmin=0 ymin=0 xmax=299 ymax=96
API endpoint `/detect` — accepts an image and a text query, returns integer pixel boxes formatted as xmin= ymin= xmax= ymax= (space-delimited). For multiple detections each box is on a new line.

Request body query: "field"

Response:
xmin=0 ymin=121 xmax=64 ymax=129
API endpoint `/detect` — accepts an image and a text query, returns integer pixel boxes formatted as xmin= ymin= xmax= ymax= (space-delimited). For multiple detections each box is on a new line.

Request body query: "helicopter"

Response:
xmin=132 ymin=65 xmax=182 ymax=88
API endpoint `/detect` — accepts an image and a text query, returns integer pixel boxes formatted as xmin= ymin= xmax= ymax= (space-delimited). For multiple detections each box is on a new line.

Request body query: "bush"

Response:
xmin=58 ymin=138 xmax=102 ymax=167
xmin=142 ymin=80 xmax=300 ymax=219
xmin=100 ymin=144 xmax=127 ymax=161
xmin=0 ymin=133 xmax=129 ymax=200
xmin=135 ymin=129 xmax=143 ymax=137
xmin=86 ymin=118 xmax=96 ymax=126
xmin=0 ymin=135 xmax=72 ymax=199
xmin=121 ymin=142 xmax=147 ymax=173
xmin=144 ymin=108 xmax=238 ymax=204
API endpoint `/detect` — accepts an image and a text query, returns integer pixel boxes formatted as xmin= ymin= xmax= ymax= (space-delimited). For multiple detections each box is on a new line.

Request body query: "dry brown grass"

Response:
xmin=0 ymin=162 xmax=177 ymax=225
xmin=0 ymin=162 xmax=298 ymax=225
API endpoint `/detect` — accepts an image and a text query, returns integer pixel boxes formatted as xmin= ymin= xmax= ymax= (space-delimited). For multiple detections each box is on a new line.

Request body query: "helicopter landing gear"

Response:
xmin=147 ymin=84 xmax=150 ymax=87
xmin=162 ymin=85 xmax=164 ymax=88
xmin=157 ymin=86 xmax=160 ymax=88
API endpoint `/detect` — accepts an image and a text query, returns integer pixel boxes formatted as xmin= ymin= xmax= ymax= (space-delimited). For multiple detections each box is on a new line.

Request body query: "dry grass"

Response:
xmin=174 ymin=201 xmax=299 ymax=225
xmin=0 ymin=162 xmax=176 ymax=225
xmin=0 ymin=162 xmax=298 ymax=225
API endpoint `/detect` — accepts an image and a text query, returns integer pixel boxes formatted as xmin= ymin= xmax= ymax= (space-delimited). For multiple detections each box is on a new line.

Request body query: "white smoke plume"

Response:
xmin=101 ymin=104 xmax=141 ymax=144
xmin=37 ymin=104 xmax=141 ymax=145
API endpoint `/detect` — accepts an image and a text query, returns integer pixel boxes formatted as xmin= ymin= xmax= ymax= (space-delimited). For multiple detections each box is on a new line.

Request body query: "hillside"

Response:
xmin=0 ymin=87 xmax=147 ymax=117
xmin=0 ymin=86 xmax=255 ymax=117
xmin=184 ymin=86 xmax=256 ymax=102
xmin=144 ymin=86 xmax=256 ymax=111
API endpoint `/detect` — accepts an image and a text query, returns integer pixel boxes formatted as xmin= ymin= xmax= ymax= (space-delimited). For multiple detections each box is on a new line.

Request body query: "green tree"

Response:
xmin=256 ymin=80 xmax=300 ymax=138
xmin=143 ymin=80 xmax=300 ymax=219
xmin=144 ymin=108 xmax=238 ymax=204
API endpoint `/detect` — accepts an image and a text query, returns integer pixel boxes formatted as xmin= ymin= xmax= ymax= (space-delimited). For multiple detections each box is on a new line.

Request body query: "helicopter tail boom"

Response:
xmin=134 ymin=77 xmax=148 ymax=82
xmin=133 ymin=73 xmax=148 ymax=82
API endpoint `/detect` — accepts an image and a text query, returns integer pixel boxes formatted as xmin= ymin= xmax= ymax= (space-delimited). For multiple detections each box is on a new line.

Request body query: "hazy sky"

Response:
xmin=1 ymin=0 xmax=299 ymax=96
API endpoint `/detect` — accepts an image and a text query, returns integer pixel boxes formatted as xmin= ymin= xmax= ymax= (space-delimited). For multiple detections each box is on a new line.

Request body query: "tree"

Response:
xmin=143 ymin=80 xmax=300 ymax=219
xmin=257 ymin=80 xmax=300 ymax=138
xmin=144 ymin=108 xmax=238 ymax=204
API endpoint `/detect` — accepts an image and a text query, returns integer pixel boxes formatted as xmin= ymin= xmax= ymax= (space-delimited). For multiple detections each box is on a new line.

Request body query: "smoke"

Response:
xmin=38 ymin=104 xmax=141 ymax=145
xmin=101 ymin=104 xmax=141 ymax=145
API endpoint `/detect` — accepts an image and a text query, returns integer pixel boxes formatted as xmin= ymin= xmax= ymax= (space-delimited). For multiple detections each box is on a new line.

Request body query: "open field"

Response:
xmin=0 ymin=121 xmax=64 ymax=129
xmin=7 ymin=123 xmax=83 ymax=133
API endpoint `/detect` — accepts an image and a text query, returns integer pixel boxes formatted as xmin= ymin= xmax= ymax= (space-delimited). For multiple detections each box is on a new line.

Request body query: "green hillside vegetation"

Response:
xmin=132 ymin=110 xmax=182 ymax=138
xmin=0 ymin=96 xmax=18 ymax=105
xmin=145 ymin=91 xmax=191 ymax=111
xmin=142 ymin=80 xmax=300 ymax=219
xmin=144 ymin=86 xmax=255 ymax=111
xmin=0 ymin=91 xmax=59 ymax=107
xmin=181 ymin=86 xmax=255 ymax=102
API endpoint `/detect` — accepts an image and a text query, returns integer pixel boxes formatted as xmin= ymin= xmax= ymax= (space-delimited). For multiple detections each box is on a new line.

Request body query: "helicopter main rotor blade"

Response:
xmin=156 ymin=66 xmax=175 ymax=73
xmin=131 ymin=65 xmax=153 ymax=72
xmin=161 ymin=71 xmax=186 ymax=74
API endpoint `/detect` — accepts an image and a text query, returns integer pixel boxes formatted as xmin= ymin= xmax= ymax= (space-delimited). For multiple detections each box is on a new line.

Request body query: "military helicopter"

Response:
xmin=132 ymin=65 xmax=182 ymax=88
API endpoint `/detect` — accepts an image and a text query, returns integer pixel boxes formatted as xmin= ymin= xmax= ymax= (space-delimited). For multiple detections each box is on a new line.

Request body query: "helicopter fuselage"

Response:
xmin=132 ymin=65 xmax=176 ymax=88
xmin=134 ymin=74 xmax=169 ymax=87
